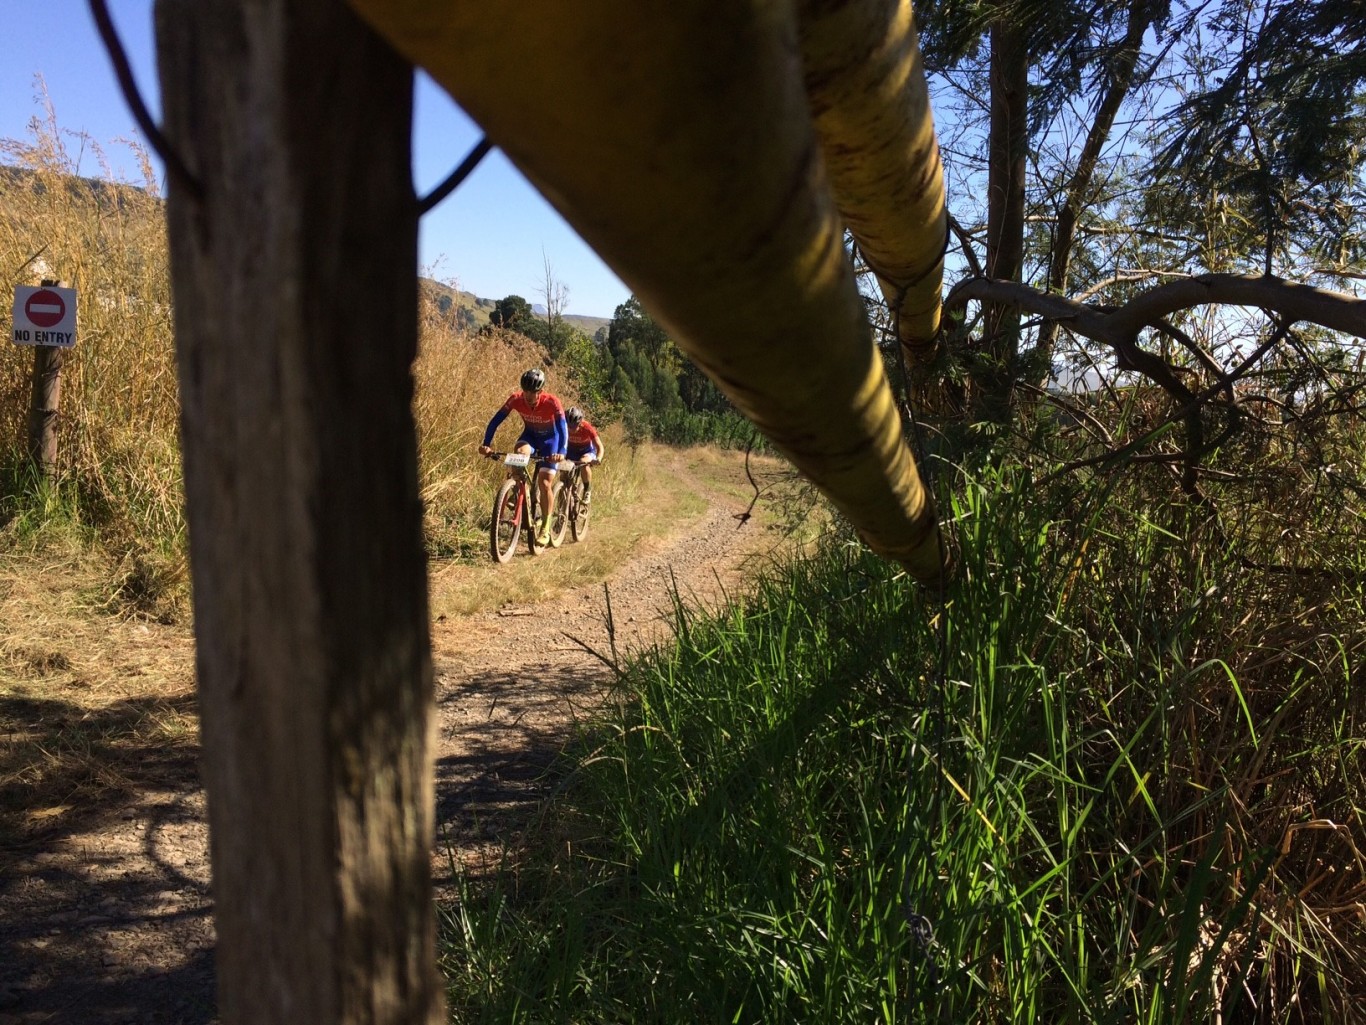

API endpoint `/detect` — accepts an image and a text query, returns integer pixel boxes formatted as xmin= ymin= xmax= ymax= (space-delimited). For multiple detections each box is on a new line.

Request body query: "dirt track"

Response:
xmin=430 ymin=484 xmax=779 ymax=881
xmin=0 ymin=461 xmax=781 ymax=1025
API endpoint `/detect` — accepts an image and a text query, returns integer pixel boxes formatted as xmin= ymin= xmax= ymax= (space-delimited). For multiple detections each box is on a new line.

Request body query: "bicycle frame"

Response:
xmin=486 ymin=450 xmax=563 ymax=561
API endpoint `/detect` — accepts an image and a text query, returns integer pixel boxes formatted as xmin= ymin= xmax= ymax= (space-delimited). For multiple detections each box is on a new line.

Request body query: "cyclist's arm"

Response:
xmin=481 ymin=408 xmax=510 ymax=447
xmin=553 ymin=412 xmax=568 ymax=458
xmin=588 ymin=425 xmax=604 ymax=462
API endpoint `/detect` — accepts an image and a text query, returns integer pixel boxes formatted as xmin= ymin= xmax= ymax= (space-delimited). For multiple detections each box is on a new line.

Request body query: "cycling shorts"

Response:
xmin=518 ymin=432 xmax=561 ymax=467
xmin=566 ymin=443 xmax=597 ymax=461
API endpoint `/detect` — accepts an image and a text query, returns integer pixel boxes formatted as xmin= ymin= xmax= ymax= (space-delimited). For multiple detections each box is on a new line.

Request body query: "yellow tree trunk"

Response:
xmin=798 ymin=0 xmax=947 ymax=364
xmin=349 ymin=0 xmax=946 ymax=581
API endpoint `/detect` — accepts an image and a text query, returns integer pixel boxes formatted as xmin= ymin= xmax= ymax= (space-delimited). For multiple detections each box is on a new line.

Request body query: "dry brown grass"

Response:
xmin=430 ymin=439 xmax=687 ymax=617
xmin=1 ymin=90 xmax=181 ymax=548
xmin=413 ymin=309 xmax=589 ymax=556
xmin=0 ymin=443 xmax=785 ymax=856
xmin=0 ymin=539 xmax=198 ymax=855
xmin=426 ymin=444 xmax=807 ymax=619
xmin=1 ymin=97 xmax=611 ymax=577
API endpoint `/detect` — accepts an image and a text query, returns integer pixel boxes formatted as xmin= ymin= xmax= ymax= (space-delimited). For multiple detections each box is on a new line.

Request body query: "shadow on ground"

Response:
xmin=0 ymin=656 xmax=614 ymax=1021
xmin=431 ymin=658 xmax=611 ymax=880
xmin=0 ymin=692 xmax=215 ymax=1024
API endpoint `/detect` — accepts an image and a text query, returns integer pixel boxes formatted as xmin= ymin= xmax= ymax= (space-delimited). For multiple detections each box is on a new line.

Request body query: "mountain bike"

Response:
xmin=555 ymin=456 xmax=598 ymax=542
xmin=485 ymin=451 xmax=561 ymax=563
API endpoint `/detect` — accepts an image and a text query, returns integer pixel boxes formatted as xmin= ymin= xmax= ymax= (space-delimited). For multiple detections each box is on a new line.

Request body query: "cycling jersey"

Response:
xmin=483 ymin=391 xmax=567 ymax=455
xmin=567 ymin=420 xmax=601 ymax=451
xmin=567 ymin=419 xmax=603 ymax=462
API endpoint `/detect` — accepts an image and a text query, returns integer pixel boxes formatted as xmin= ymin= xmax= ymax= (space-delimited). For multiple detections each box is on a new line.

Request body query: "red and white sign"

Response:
xmin=12 ymin=285 xmax=77 ymax=348
xmin=26 ymin=289 xmax=66 ymax=327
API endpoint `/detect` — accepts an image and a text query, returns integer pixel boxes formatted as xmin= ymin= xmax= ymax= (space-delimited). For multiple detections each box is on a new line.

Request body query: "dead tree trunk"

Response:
xmin=981 ymin=15 xmax=1029 ymax=419
xmin=155 ymin=2 xmax=443 ymax=1022
xmin=1034 ymin=0 xmax=1158 ymax=383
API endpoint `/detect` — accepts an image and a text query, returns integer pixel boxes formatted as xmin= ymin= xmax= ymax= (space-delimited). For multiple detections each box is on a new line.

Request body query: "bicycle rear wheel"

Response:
xmin=490 ymin=479 xmax=522 ymax=563
xmin=569 ymin=474 xmax=592 ymax=541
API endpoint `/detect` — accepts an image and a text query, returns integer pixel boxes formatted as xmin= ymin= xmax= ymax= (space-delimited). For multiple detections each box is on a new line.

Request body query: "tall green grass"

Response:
xmin=439 ymin=458 xmax=1365 ymax=1023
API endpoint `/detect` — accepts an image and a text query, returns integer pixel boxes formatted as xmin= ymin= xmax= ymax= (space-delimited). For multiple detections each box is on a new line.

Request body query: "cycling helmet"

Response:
xmin=520 ymin=368 xmax=546 ymax=391
xmin=565 ymin=406 xmax=584 ymax=427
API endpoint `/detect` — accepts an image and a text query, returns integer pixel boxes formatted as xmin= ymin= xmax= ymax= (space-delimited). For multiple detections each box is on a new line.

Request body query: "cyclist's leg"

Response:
xmin=525 ymin=434 xmax=558 ymax=542
xmin=536 ymin=466 xmax=556 ymax=527
xmin=516 ymin=432 xmax=550 ymax=541
xmin=567 ymin=444 xmax=595 ymax=501
xmin=579 ymin=445 xmax=597 ymax=500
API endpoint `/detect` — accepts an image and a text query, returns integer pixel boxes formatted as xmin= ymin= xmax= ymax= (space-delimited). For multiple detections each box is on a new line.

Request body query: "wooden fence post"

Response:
xmin=157 ymin=3 xmax=442 ymax=1021
xmin=26 ymin=278 xmax=66 ymax=479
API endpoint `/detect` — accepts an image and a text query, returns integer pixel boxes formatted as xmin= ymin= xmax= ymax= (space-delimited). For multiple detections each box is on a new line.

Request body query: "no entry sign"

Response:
xmin=26 ymin=289 xmax=66 ymax=327
xmin=12 ymin=285 xmax=78 ymax=347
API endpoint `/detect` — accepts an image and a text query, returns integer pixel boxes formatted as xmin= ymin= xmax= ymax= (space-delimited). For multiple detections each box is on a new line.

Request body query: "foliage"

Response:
xmin=489 ymin=293 xmax=535 ymax=333
xmin=917 ymin=0 xmax=1171 ymax=101
xmin=912 ymin=0 xmax=1366 ymax=428
xmin=441 ymin=434 xmax=1366 ymax=1022
xmin=554 ymin=325 xmax=612 ymax=412
xmin=601 ymin=296 xmax=750 ymax=448
xmin=605 ymin=295 xmax=683 ymax=413
xmin=649 ymin=408 xmax=760 ymax=450
xmin=1155 ymin=0 xmax=1366 ymax=273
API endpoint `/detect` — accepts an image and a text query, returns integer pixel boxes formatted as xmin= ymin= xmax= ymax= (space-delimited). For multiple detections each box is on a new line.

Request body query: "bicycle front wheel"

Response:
xmin=490 ymin=478 xmax=522 ymax=563
xmin=526 ymin=486 xmax=543 ymax=556
xmin=548 ymin=480 xmax=570 ymax=548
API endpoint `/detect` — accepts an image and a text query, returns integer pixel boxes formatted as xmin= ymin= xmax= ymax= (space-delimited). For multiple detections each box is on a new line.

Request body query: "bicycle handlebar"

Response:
xmin=483 ymin=450 xmax=571 ymax=469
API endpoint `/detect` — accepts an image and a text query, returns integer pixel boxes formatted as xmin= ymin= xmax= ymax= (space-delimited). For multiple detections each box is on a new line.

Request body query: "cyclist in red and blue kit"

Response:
xmin=478 ymin=368 xmax=567 ymax=545
xmin=564 ymin=406 xmax=604 ymax=504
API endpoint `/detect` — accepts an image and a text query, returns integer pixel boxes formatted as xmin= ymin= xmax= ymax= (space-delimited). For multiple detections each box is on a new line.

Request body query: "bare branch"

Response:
xmin=1075 ymin=269 xmax=1191 ymax=302
xmin=946 ymin=213 xmax=983 ymax=278
xmin=1111 ymin=274 xmax=1366 ymax=341
xmin=946 ymin=273 xmax=1366 ymax=349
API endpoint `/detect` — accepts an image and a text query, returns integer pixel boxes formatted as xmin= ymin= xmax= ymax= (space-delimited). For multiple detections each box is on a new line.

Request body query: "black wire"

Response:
xmin=87 ymin=0 xmax=203 ymax=202
xmin=88 ymin=0 xmax=493 ymax=215
xmin=419 ymin=136 xmax=494 ymax=215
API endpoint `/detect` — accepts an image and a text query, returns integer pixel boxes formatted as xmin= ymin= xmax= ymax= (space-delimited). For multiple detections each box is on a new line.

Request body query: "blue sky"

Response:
xmin=0 ymin=1 xmax=632 ymax=318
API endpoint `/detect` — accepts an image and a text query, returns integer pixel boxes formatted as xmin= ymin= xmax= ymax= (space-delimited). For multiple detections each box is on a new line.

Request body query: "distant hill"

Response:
xmin=1 ymin=164 xmax=614 ymax=338
xmin=419 ymin=277 xmax=610 ymax=338
xmin=561 ymin=312 xmax=611 ymax=337
xmin=420 ymin=278 xmax=499 ymax=331
xmin=0 ymin=164 xmax=156 ymax=210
